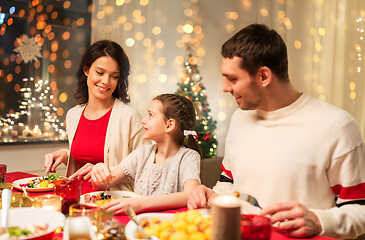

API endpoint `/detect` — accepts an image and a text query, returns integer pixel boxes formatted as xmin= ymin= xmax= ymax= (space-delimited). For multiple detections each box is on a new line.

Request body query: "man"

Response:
xmin=188 ymin=24 xmax=365 ymax=239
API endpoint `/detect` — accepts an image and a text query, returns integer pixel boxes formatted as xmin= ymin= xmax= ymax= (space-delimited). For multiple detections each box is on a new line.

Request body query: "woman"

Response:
xmin=44 ymin=40 xmax=143 ymax=190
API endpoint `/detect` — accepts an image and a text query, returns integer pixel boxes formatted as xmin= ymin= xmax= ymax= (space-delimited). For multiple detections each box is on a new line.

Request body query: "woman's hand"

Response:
xmin=69 ymin=163 xmax=94 ymax=181
xmin=44 ymin=149 xmax=68 ymax=174
xmin=90 ymin=163 xmax=114 ymax=185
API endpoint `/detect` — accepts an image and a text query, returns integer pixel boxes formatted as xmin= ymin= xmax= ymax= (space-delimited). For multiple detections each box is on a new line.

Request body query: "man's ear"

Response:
xmin=257 ymin=66 xmax=272 ymax=88
xmin=166 ymin=119 xmax=176 ymax=133
xmin=83 ymin=66 xmax=89 ymax=76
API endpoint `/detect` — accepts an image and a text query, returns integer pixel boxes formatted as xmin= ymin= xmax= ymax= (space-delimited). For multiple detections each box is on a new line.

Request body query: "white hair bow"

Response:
xmin=184 ymin=130 xmax=197 ymax=136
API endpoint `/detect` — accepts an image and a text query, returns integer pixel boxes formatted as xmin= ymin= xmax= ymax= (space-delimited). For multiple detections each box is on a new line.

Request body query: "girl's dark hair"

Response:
xmin=154 ymin=94 xmax=202 ymax=158
xmin=222 ymin=24 xmax=289 ymax=81
xmin=75 ymin=40 xmax=131 ymax=104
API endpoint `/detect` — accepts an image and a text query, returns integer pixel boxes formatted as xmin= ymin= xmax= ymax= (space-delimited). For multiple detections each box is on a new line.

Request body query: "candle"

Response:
xmin=33 ymin=194 xmax=62 ymax=212
xmin=211 ymin=195 xmax=241 ymax=240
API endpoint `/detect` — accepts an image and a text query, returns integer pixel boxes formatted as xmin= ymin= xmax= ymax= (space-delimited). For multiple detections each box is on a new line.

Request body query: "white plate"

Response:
xmin=12 ymin=177 xmax=55 ymax=193
xmin=124 ymin=209 xmax=210 ymax=240
xmin=80 ymin=190 xmax=141 ymax=206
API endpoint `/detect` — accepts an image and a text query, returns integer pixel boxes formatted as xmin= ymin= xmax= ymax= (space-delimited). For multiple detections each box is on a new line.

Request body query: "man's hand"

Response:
xmin=260 ymin=200 xmax=322 ymax=238
xmin=187 ymin=185 xmax=218 ymax=209
xmin=69 ymin=163 xmax=94 ymax=181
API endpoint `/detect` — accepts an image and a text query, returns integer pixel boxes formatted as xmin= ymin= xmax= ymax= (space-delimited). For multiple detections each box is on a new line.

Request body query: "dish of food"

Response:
xmin=0 ymin=224 xmax=48 ymax=240
xmin=124 ymin=209 xmax=211 ymax=240
xmin=12 ymin=174 xmax=64 ymax=192
xmin=0 ymin=208 xmax=65 ymax=240
xmin=80 ymin=191 xmax=141 ymax=207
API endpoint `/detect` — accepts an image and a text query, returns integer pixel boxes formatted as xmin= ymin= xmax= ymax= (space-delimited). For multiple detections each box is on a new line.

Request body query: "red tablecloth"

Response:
xmin=6 ymin=171 xmax=339 ymax=240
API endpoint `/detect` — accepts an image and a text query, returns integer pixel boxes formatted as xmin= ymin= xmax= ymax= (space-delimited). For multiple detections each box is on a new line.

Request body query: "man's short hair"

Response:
xmin=221 ymin=24 xmax=289 ymax=81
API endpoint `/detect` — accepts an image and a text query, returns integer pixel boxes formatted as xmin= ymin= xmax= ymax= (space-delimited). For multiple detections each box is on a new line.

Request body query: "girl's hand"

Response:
xmin=44 ymin=149 xmax=68 ymax=173
xmin=187 ymin=184 xmax=217 ymax=209
xmin=103 ymin=197 xmax=142 ymax=215
xmin=90 ymin=163 xmax=114 ymax=185
xmin=69 ymin=163 xmax=94 ymax=181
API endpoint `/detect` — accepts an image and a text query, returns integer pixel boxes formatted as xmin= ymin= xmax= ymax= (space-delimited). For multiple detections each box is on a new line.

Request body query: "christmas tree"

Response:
xmin=176 ymin=44 xmax=218 ymax=158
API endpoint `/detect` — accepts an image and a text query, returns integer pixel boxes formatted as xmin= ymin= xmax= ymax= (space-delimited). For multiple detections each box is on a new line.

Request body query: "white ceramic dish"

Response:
xmin=0 ymin=207 xmax=65 ymax=240
xmin=12 ymin=177 xmax=55 ymax=193
xmin=80 ymin=190 xmax=141 ymax=207
xmin=124 ymin=209 xmax=210 ymax=240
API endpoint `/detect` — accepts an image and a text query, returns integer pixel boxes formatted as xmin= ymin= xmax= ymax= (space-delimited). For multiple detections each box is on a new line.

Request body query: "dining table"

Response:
xmin=6 ymin=171 xmax=340 ymax=240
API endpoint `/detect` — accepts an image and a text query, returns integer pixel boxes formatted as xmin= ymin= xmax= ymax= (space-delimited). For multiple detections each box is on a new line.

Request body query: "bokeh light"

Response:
xmin=183 ymin=24 xmax=194 ymax=34
xmin=59 ymin=92 xmax=68 ymax=103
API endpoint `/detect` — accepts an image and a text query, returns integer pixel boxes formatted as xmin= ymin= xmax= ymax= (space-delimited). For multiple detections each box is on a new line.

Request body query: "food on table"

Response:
xmin=18 ymin=173 xmax=62 ymax=189
xmin=135 ymin=210 xmax=212 ymax=240
xmin=0 ymin=224 xmax=48 ymax=240
xmin=83 ymin=192 xmax=115 ymax=206
xmin=99 ymin=218 xmax=126 ymax=240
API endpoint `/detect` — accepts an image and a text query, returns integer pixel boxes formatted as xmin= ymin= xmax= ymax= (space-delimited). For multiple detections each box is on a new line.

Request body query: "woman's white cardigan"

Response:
xmin=64 ymin=98 xmax=144 ymax=190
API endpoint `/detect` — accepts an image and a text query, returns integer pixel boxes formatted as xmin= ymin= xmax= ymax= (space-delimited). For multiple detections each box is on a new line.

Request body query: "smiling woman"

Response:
xmin=43 ymin=40 xmax=144 ymax=191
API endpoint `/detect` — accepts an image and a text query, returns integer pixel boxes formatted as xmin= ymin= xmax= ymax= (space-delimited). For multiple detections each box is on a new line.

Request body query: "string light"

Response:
xmin=351 ymin=17 xmax=364 ymax=100
xmin=0 ymin=77 xmax=67 ymax=142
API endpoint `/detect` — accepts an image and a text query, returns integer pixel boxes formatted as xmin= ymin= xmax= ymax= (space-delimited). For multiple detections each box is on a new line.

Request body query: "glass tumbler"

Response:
xmin=69 ymin=203 xmax=101 ymax=232
xmin=0 ymin=164 xmax=6 ymax=183
xmin=33 ymin=194 xmax=62 ymax=212
xmin=54 ymin=178 xmax=81 ymax=215
xmin=241 ymin=214 xmax=271 ymax=240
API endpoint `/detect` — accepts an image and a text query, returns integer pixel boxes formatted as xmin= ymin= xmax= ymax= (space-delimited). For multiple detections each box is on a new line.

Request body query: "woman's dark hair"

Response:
xmin=222 ymin=24 xmax=289 ymax=81
xmin=154 ymin=94 xmax=202 ymax=158
xmin=75 ymin=40 xmax=131 ymax=104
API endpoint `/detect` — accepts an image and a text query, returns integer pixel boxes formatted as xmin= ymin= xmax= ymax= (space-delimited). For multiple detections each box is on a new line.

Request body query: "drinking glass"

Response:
xmin=33 ymin=194 xmax=62 ymax=211
xmin=69 ymin=203 xmax=101 ymax=232
xmin=0 ymin=164 xmax=6 ymax=183
xmin=0 ymin=192 xmax=33 ymax=209
xmin=54 ymin=178 xmax=81 ymax=215
xmin=241 ymin=214 xmax=271 ymax=240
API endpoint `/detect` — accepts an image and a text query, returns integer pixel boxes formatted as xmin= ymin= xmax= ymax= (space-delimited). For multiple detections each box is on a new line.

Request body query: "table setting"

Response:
xmin=1 ymin=171 xmax=340 ymax=240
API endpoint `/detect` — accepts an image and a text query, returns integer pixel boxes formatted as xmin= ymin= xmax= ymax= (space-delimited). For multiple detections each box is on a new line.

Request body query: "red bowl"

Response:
xmin=241 ymin=214 xmax=271 ymax=240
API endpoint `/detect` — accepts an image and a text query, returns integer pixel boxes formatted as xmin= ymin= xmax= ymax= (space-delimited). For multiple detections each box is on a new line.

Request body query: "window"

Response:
xmin=0 ymin=0 xmax=91 ymax=144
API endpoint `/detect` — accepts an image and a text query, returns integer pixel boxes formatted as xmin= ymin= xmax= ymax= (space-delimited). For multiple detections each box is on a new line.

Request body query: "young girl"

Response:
xmin=90 ymin=93 xmax=202 ymax=214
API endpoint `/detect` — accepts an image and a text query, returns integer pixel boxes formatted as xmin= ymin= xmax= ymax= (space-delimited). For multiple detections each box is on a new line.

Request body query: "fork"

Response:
xmin=104 ymin=147 xmax=111 ymax=197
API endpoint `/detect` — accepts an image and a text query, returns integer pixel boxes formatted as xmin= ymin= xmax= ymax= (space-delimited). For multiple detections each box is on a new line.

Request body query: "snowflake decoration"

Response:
xmin=13 ymin=35 xmax=42 ymax=63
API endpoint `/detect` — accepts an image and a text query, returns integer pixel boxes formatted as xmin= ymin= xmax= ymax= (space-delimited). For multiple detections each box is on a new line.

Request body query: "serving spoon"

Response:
xmin=126 ymin=205 xmax=159 ymax=240
xmin=1 ymin=189 xmax=12 ymax=228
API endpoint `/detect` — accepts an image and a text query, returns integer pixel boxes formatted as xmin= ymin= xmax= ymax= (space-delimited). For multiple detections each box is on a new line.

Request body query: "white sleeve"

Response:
xmin=313 ymin=144 xmax=365 ymax=239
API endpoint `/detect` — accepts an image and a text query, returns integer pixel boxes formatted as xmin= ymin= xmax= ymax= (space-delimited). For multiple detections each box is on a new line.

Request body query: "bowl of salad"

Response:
xmin=0 ymin=207 xmax=64 ymax=240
